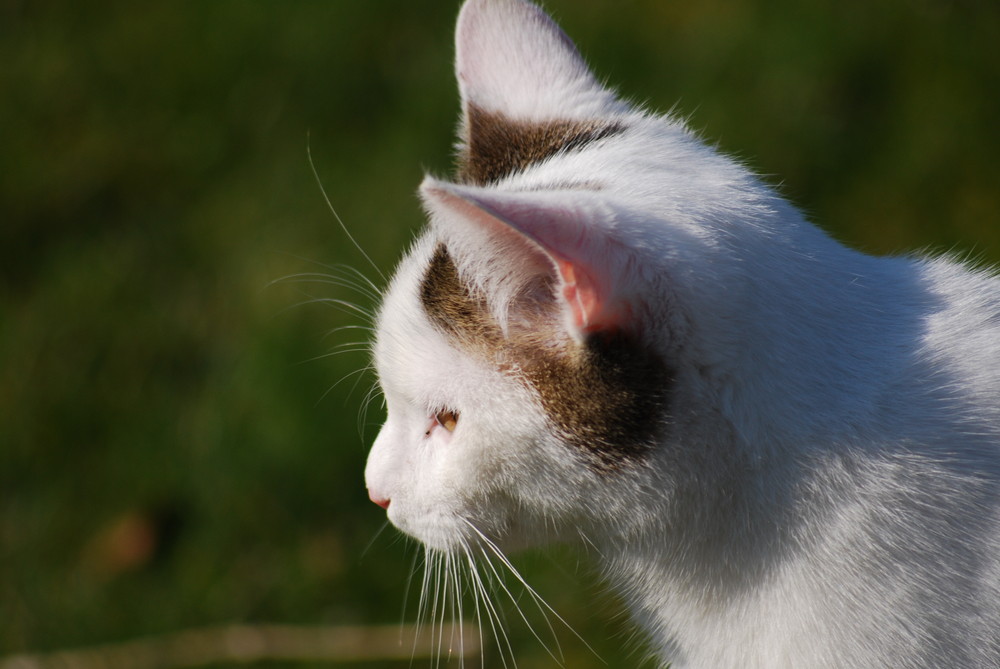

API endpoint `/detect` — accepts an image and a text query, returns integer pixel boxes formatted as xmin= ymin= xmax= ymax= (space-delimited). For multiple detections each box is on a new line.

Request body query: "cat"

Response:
xmin=362 ymin=0 xmax=1000 ymax=667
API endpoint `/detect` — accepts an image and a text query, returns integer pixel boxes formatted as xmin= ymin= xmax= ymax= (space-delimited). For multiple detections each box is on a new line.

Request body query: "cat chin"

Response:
xmin=394 ymin=517 xmax=504 ymax=555
xmin=384 ymin=508 xmax=469 ymax=553
xmin=390 ymin=498 xmax=563 ymax=556
xmin=419 ymin=525 xmax=562 ymax=558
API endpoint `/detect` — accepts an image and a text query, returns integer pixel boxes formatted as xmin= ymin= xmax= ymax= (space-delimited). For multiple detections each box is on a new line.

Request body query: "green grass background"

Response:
xmin=2 ymin=0 xmax=998 ymax=667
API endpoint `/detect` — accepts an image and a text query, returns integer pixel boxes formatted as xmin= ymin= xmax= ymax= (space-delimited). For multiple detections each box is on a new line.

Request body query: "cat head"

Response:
xmin=365 ymin=0 xmax=804 ymax=553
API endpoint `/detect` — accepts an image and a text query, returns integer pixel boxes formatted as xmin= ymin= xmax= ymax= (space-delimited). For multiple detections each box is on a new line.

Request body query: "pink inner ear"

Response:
xmin=421 ymin=178 xmax=631 ymax=337
xmin=557 ymin=259 xmax=601 ymax=333
xmin=554 ymin=256 xmax=631 ymax=335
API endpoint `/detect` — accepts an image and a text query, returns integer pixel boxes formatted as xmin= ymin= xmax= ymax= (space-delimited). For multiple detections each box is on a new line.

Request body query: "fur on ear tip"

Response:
xmin=418 ymin=175 xmax=459 ymax=201
xmin=418 ymin=177 xmax=480 ymax=223
xmin=419 ymin=178 xmax=556 ymax=254
xmin=454 ymin=0 xmax=617 ymax=119
xmin=419 ymin=178 xmax=532 ymax=256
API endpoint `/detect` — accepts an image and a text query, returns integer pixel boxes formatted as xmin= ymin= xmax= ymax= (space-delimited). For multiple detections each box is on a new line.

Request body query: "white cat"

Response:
xmin=363 ymin=0 xmax=1000 ymax=666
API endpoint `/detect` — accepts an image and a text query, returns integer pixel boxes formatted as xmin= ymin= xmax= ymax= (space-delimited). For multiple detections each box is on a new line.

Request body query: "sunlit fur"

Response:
xmin=364 ymin=1 xmax=1000 ymax=667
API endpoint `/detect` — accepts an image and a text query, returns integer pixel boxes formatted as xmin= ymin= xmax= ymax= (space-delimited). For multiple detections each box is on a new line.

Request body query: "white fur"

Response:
xmin=365 ymin=1 xmax=1000 ymax=666
xmin=454 ymin=0 xmax=626 ymax=120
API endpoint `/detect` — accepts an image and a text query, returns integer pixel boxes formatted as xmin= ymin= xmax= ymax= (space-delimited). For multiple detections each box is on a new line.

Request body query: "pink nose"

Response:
xmin=368 ymin=490 xmax=390 ymax=510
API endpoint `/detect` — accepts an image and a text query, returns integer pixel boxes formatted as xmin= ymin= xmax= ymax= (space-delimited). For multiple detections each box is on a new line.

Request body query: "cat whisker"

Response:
xmin=272 ymin=271 xmax=382 ymax=303
xmin=433 ymin=550 xmax=445 ymax=653
xmin=306 ymin=134 xmax=386 ymax=283
xmin=433 ymin=551 xmax=448 ymax=666
xmin=316 ymin=261 xmax=384 ymax=297
xmin=357 ymin=381 xmax=385 ymax=440
xmin=474 ymin=538 xmax=564 ymax=666
xmin=400 ymin=546 xmax=423 ymax=644
xmin=297 ymin=342 xmax=372 ymax=365
xmin=322 ymin=324 xmax=375 ymax=341
xmin=297 ymin=269 xmax=382 ymax=299
xmin=461 ymin=542 xmax=516 ymax=669
xmin=448 ymin=550 xmax=467 ymax=667
xmin=272 ymin=251 xmax=383 ymax=297
xmin=413 ymin=547 xmax=433 ymax=647
xmin=316 ymin=365 xmax=376 ymax=407
xmin=360 ymin=520 xmax=392 ymax=560
xmin=464 ymin=519 xmax=604 ymax=664
xmin=458 ymin=541 xmax=487 ymax=669
xmin=323 ymin=347 xmax=372 ymax=358
xmin=442 ymin=552 xmax=461 ymax=667
xmin=415 ymin=548 xmax=438 ymax=664
xmin=433 ymin=552 xmax=444 ymax=668
xmin=444 ymin=552 xmax=460 ymax=668
xmin=360 ymin=379 xmax=384 ymax=415
xmin=296 ymin=296 xmax=377 ymax=324
xmin=270 ymin=279 xmax=378 ymax=329
xmin=576 ymin=527 xmax=609 ymax=561
xmin=314 ymin=348 xmax=373 ymax=362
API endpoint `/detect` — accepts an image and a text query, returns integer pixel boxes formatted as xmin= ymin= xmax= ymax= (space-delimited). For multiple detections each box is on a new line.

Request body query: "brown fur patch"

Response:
xmin=420 ymin=245 xmax=670 ymax=472
xmin=457 ymin=105 xmax=625 ymax=185
xmin=420 ymin=244 xmax=501 ymax=347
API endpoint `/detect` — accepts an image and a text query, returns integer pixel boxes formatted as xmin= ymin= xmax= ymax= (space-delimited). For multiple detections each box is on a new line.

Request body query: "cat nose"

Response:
xmin=368 ymin=489 xmax=391 ymax=510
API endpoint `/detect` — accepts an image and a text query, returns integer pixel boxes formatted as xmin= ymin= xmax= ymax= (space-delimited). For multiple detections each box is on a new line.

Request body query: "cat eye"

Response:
xmin=436 ymin=409 xmax=459 ymax=432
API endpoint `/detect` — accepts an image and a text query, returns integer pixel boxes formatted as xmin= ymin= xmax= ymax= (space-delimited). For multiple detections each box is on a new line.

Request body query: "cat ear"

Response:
xmin=421 ymin=177 xmax=634 ymax=340
xmin=455 ymin=0 xmax=621 ymax=120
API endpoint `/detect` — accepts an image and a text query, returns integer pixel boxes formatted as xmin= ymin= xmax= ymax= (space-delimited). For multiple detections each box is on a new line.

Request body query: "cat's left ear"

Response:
xmin=455 ymin=0 xmax=621 ymax=120
xmin=421 ymin=177 xmax=635 ymax=341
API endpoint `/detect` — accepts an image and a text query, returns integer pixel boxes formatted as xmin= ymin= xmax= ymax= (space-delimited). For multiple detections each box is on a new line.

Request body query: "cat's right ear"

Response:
xmin=421 ymin=177 xmax=637 ymax=342
xmin=454 ymin=0 xmax=621 ymax=121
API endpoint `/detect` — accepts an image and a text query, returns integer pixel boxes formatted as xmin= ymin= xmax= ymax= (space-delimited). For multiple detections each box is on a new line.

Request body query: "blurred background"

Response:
xmin=2 ymin=0 xmax=998 ymax=667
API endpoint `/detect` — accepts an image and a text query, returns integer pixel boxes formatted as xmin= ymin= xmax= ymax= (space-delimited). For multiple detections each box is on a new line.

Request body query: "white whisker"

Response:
xmin=306 ymin=133 xmax=386 ymax=283
xmin=414 ymin=547 xmax=433 ymax=643
xmin=401 ymin=547 xmax=423 ymax=644
xmin=464 ymin=519 xmax=605 ymax=664
xmin=463 ymin=544 xmax=515 ymax=669
xmin=298 ymin=343 xmax=372 ymax=365
xmin=323 ymin=324 xmax=375 ymax=339
xmin=475 ymin=537 xmax=564 ymax=665
xmin=432 ymin=551 xmax=446 ymax=666
xmin=360 ymin=520 xmax=392 ymax=560
xmin=271 ymin=254 xmax=383 ymax=298
xmin=448 ymin=550 xmax=465 ymax=666
xmin=315 ymin=366 xmax=374 ymax=406
xmin=297 ymin=296 xmax=377 ymax=323
xmin=357 ymin=381 xmax=385 ymax=440
xmin=274 ymin=271 xmax=381 ymax=303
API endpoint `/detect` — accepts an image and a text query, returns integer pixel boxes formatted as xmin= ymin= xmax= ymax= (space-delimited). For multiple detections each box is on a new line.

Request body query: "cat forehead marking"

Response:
xmin=457 ymin=104 xmax=625 ymax=185
xmin=419 ymin=244 xmax=671 ymax=472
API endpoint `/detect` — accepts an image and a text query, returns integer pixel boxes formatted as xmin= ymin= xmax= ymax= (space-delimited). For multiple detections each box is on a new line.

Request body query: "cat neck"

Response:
xmin=592 ymin=226 xmax=999 ymax=664
xmin=685 ymin=210 xmax=937 ymax=458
